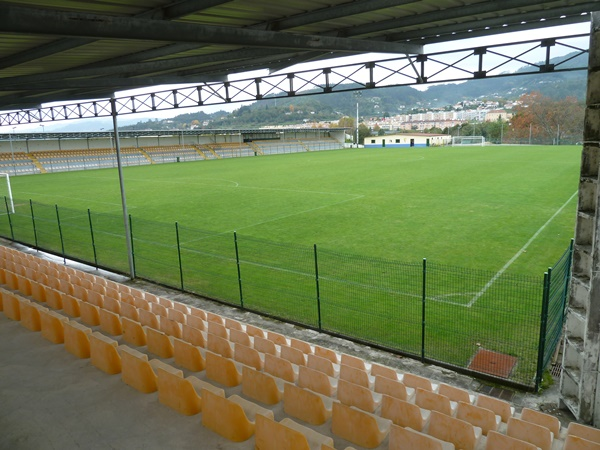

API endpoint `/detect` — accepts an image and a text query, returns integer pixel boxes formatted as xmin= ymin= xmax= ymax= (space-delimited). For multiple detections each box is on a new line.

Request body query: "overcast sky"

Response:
xmin=6 ymin=21 xmax=590 ymax=133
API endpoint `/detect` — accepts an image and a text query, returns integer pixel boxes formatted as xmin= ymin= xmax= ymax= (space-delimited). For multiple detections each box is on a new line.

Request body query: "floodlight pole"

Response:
xmin=9 ymin=126 xmax=16 ymax=176
xmin=356 ymin=102 xmax=359 ymax=147
xmin=111 ymin=97 xmax=136 ymax=279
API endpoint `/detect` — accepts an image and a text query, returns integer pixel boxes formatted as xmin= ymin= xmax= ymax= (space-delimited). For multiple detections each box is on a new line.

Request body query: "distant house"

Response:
xmin=364 ymin=133 xmax=451 ymax=148
xmin=485 ymin=109 xmax=512 ymax=122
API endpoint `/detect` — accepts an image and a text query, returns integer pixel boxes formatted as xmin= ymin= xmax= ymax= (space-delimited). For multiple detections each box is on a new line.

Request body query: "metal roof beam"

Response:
xmin=80 ymin=0 xmax=419 ymax=70
xmin=139 ymin=0 xmax=232 ymax=20
xmin=0 ymin=48 xmax=303 ymax=87
xmin=0 ymin=5 xmax=422 ymax=54
xmin=267 ymin=0 xmax=420 ymax=31
xmin=336 ymin=1 xmax=595 ymax=38
xmin=0 ymin=0 xmax=230 ymax=72
xmin=397 ymin=14 xmax=590 ymax=44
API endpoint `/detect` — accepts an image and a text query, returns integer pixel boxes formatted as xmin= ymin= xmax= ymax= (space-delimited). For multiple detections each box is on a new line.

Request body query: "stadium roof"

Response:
xmin=0 ymin=0 xmax=594 ymax=113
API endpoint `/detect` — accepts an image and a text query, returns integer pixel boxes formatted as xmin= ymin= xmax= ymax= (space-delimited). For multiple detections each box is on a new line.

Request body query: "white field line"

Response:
xmin=467 ymin=190 xmax=578 ymax=308
xmin=179 ymin=194 xmax=365 ymax=246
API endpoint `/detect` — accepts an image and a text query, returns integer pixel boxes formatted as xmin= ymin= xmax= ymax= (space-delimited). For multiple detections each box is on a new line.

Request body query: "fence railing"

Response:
xmin=0 ymin=198 xmax=573 ymax=389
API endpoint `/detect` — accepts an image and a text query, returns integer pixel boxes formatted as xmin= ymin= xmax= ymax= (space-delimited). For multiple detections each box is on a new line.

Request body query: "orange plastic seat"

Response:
xmin=564 ymin=435 xmax=600 ymax=450
xmin=402 ymin=372 xmax=436 ymax=392
xmin=415 ymin=387 xmax=456 ymax=416
xmin=159 ymin=316 xmax=182 ymax=339
xmin=476 ymin=393 xmax=514 ymax=422
xmin=229 ymin=328 xmax=251 ymax=347
xmin=281 ymin=345 xmax=307 ymax=366
xmin=2 ymin=291 xmax=21 ymax=321
xmin=173 ymin=337 xmax=205 ymax=372
xmin=119 ymin=345 xmax=160 ymax=393
xmin=307 ymin=353 xmax=338 ymax=377
xmin=264 ymin=353 xmax=298 ymax=383
xmin=64 ymin=321 xmax=92 ymax=358
xmin=337 ymin=379 xmax=381 ymax=413
xmin=181 ymin=323 xmax=206 ymax=347
xmin=298 ymin=365 xmax=337 ymax=397
xmin=121 ymin=317 xmax=147 ymax=347
xmin=456 ymin=401 xmax=501 ymax=436
xmin=374 ymin=375 xmax=414 ymax=401
xmin=428 ymin=410 xmax=482 ymax=450
xmin=290 ymin=338 xmax=313 ymax=354
xmin=283 ymin=382 xmax=333 ymax=425
xmin=485 ymin=430 xmax=537 ymax=450
xmin=234 ymin=343 xmax=263 ymax=370
xmin=61 ymin=295 xmax=81 ymax=317
xmin=201 ymin=389 xmax=274 ymax=442
xmin=255 ymin=414 xmax=335 ymax=450
xmin=154 ymin=362 xmax=202 ymax=415
xmin=341 ymin=353 xmax=367 ymax=371
xmin=40 ymin=309 xmax=69 ymax=344
xmin=79 ymin=301 xmax=100 ymax=326
xmin=206 ymin=332 xmax=233 ymax=358
xmin=241 ymin=366 xmax=283 ymax=405
xmin=520 ymin=407 xmax=561 ymax=437
xmin=389 ymin=424 xmax=455 ymax=450
xmin=98 ymin=308 xmax=123 ymax=336
xmin=331 ymin=401 xmax=391 ymax=449
xmin=19 ymin=299 xmax=43 ymax=331
xmin=145 ymin=327 xmax=174 ymax=358
xmin=89 ymin=332 xmax=122 ymax=374
xmin=380 ymin=394 xmax=430 ymax=431
xmin=314 ymin=345 xmax=339 ymax=364
xmin=207 ymin=321 xmax=229 ymax=339
xmin=254 ymin=336 xmax=278 ymax=356
xmin=439 ymin=383 xmax=473 ymax=404
xmin=205 ymin=351 xmax=243 ymax=387
xmin=568 ymin=422 xmax=600 ymax=443
xmin=506 ymin=417 xmax=553 ymax=450
xmin=340 ymin=364 xmax=373 ymax=389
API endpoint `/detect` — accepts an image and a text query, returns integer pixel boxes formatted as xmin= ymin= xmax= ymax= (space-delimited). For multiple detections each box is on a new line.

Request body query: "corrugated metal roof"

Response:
xmin=0 ymin=0 xmax=593 ymax=111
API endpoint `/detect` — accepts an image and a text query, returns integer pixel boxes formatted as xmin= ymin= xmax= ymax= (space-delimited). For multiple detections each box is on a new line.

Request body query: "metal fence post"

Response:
xmin=55 ymin=204 xmax=66 ymax=264
xmin=421 ymin=258 xmax=427 ymax=362
xmin=562 ymin=239 xmax=575 ymax=321
xmin=314 ymin=244 xmax=322 ymax=331
xmin=128 ymin=214 xmax=136 ymax=278
xmin=4 ymin=196 xmax=14 ymax=240
xmin=87 ymin=209 xmax=98 ymax=268
xmin=175 ymin=222 xmax=184 ymax=290
xmin=29 ymin=200 xmax=39 ymax=250
xmin=234 ymin=231 xmax=244 ymax=308
xmin=535 ymin=270 xmax=551 ymax=391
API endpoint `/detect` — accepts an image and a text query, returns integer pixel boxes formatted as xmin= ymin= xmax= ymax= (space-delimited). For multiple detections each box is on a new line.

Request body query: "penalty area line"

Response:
xmin=467 ymin=190 xmax=578 ymax=308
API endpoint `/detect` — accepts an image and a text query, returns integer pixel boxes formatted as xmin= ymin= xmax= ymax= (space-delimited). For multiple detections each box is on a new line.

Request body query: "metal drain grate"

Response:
xmin=551 ymin=363 xmax=563 ymax=377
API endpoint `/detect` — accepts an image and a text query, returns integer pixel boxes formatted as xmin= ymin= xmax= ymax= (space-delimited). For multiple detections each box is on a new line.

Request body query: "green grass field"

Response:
xmin=11 ymin=145 xmax=579 ymax=275
xmin=3 ymin=145 xmax=580 ymax=386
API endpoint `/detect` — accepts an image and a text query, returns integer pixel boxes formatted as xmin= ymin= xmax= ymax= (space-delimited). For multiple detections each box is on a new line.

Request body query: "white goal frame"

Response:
xmin=452 ymin=136 xmax=486 ymax=146
xmin=0 ymin=173 xmax=15 ymax=214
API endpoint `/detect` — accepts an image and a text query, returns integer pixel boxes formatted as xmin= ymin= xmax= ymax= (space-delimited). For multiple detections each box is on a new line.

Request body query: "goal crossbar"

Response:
xmin=452 ymin=136 xmax=486 ymax=146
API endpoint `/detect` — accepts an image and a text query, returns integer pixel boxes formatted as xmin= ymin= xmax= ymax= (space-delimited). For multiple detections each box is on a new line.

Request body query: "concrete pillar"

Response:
xmin=560 ymin=12 xmax=600 ymax=425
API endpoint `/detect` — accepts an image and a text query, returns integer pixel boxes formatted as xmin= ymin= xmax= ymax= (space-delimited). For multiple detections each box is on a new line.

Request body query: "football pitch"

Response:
xmin=10 ymin=145 xmax=579 ymax=277
xmin=2 ymin=144 xmax=580 ymax=385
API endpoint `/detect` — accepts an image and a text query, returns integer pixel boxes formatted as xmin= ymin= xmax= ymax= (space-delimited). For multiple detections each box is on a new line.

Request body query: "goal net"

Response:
xmin=0 ymin=173 xmax=15 ymax=214
xmin=452 ymin=136 xmax=486 ymax=146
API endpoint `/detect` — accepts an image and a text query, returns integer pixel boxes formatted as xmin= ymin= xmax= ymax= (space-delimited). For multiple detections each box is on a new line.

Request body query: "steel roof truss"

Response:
xmin=0 ymin=35 xmax=588 ymax=126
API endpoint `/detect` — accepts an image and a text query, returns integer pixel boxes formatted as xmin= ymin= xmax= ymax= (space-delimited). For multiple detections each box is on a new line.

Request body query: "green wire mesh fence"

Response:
xmin=1 ymin=198 xmax=573 ymax=390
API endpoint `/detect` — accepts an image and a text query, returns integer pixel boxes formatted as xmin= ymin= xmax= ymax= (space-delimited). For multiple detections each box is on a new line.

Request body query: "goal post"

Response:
xmin=452 ymin=136 xmax=486 ymax=146
xmin=0 ymin=173 xmax=15 ymax=214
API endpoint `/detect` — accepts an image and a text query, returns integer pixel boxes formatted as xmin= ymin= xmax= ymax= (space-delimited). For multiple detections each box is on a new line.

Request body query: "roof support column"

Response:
xmin=560 ymin=11 xmax=600 ymax=425
xmin=111 ymin=97 xmax=135 ymax=279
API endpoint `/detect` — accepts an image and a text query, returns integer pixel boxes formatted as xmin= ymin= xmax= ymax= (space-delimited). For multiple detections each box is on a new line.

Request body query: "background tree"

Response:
xmin=358 ymin=123 xmax=371 ymax=144
xmin=510 ymin=91 xmax=584 ymax=144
